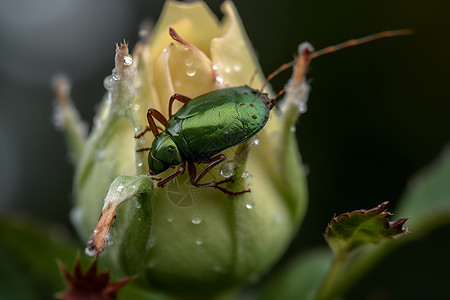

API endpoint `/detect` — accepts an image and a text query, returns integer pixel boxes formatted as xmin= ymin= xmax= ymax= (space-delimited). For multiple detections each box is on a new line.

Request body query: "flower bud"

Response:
xmin=56 ymin=1 xmax=309 ymax=296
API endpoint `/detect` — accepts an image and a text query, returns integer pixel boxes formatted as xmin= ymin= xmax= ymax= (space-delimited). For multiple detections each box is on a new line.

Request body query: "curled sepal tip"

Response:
xmin=86 ymin=175 xmax=152 ymax=256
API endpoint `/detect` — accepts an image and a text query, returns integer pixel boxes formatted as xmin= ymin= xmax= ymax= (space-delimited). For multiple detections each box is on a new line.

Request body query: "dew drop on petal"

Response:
xmin=117 ymin=185 xmax=124 ymax=192
xmin=123 ymin=55 xmax=133 ymax=66
xmin=185 ymin=57 xmax=193 ymax=67
xmin=186 ymin=67 xmax=197 ymax=77
xmin=297 ymin=102 xmax=308 ymax=114
xmin=216 ymin=75 xmax=224 ymax=85
xmin=146 ymin=237 xmax=156 ymax=250
xmin=103 ymin=75 xmax=113 ymax=91
xmin=85 ymin=246 xmax=97 ymax=257
xmin=212 ymin=64 xmax=219 ymax=71
xmin=105 ymin=233 xmax=114 ymax=247
xmin=252 ymin=138 xmax=260 ymax=147
xmin=245 ymin=200 xmax=255 ymax=210
xmin=220 ymin=161 xmax=236 ymax=178
xmin=242 ymin=170 xmax=252 ymax=179
xmin=112 ymin=69 xmax=121 ymax=80
xmin=274 ymin=213 xmax=283 ymax=224
xmin=233 ymin=63 xmax=242 ymax=72
xmin=191 ymin=214 xmax=202 ymax=225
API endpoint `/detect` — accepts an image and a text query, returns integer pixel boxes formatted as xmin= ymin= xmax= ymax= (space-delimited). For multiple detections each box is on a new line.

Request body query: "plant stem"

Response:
xmin=313 ymin=253 xmax=347 ymax=300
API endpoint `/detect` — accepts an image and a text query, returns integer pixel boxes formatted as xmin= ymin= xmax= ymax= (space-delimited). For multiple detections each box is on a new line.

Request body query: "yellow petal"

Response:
xmin=150 ymin=1 xmax=222 ymax=62
xmin=210 ymin=1 xmax=266 ymax=89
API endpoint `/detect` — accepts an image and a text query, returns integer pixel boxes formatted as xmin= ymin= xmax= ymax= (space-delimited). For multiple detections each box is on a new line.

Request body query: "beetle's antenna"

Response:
xmin=248 ymin=70 xmax=259 ymax=87
xmin=261 ymin=29 xmax=412 ymax=96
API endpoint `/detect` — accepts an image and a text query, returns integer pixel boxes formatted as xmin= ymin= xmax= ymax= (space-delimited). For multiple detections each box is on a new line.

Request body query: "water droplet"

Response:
xmin=85 ymin=246 xmax=97 ymax=257
xmin=117 ymin=185 xmax=124 ymax=192
xmin=212 ymin=64 xmax=219 ymax=71
xmin=195 ymin=240 xmax=203 ymax=245
xmin=242 ymin=170 xmax=252 ymax=179
xmin=224 ymin=66 xmax=231 ymax=74
xmin=135 ymin=202 xmax=141 ymax=209
xmin=274 ymin=214 xmax=283 ymax=224
xmin=103 ymin=75 xmax=113 ymax=91
xmin=105 ymin=233 xmax=114 ymax=247
xmin=185 ymin=57 xmax=193 ymax=67
xmin=112 ymin=69 xmax=121 ymax=80
xmin=233 ymin=63 xmax=242 ymax=72
xmin=186 ymin=67 xmax=197 ymax=77
xmin=216 ymin=75 xmax=224 ymax=85
xmin=167 ymin=215 xmax=174 ymax=223
xmin=191 ymin=214 xmax=202 ymax=225
xmin=123 ymin=55 xmax=133 ymax=66
xmin=252 ymin=138 xmax=260 ymax=146
xmin=96 ymin=150 xmax=105 ymax=160
xmin=220 ymin=161 xmax=236 ymax=178
xmin=138 ymin=162 xmax=143 ymax=167
xmin=297 ymin=102 xmax=308 ymax=113
xmin=245 ymin=200 xmax=255 ymax=210
xmin=290 ymin=125 xmax=297 ymax=132
xmin=138 ymin=217 xmax=142 ymax=221
xmin=146 ymin=237 xmax=156 ymax=250
xmin=213 ymin=265 xmax=223 ymax=272
xmin=174 ymin=80 xmax=182 ymax=87
xmin=93 ymin=229 xmax=99 ymax=234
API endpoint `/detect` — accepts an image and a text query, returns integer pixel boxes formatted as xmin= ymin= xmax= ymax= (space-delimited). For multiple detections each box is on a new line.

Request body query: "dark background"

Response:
xmin=1 ymin=0 xmax=449 ymax=298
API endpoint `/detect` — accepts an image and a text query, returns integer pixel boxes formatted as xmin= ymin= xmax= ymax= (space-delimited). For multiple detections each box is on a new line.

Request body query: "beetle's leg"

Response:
xmin=156 ymin=161 xmax=186 ymax=187
xmin=187 ymin=155 xmax=251 ymax=195
xmin=169 ymin=94 xmax=191 ymax=117
xmin=135 ymin=108 xmax=168 ymax=139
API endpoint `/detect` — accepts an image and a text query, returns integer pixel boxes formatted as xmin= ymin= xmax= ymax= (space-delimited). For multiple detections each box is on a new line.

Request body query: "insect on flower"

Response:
xmin=136 ymin=28 xmax=412 ymax=195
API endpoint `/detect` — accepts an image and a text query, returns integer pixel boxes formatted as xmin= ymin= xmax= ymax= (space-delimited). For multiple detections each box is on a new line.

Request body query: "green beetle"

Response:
xmin=136 ymin=28 xmax=411 ymax=194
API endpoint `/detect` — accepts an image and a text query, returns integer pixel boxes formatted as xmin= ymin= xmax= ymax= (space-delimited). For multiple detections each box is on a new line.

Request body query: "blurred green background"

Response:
xmin=0 ymin=0 xmax=449 ymax=299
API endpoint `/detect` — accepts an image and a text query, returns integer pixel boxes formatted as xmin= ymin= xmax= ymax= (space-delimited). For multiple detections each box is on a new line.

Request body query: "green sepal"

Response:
xmin=325 ymin=202 xmax=408 ymax=256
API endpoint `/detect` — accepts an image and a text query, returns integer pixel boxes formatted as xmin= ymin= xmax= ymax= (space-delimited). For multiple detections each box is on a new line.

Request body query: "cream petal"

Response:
xmin=150 ymin=1 xmax=222 ymax=62
xmin=211 ymin=1 xmax=267 ymax=89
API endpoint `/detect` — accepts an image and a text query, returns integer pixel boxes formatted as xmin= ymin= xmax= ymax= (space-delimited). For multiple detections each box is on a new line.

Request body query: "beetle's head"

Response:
xmin=148 ymin=132 xmax=183 ymax=175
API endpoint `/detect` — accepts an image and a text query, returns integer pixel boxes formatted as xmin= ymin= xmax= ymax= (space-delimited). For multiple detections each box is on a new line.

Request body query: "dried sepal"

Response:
xmin=57 ymin=254 xmax=134 ymax=300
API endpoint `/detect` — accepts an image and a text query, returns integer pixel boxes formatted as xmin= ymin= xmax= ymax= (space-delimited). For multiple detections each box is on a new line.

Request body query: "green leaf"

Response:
xmin=396 ymin=147 xmax=450 ymax=233
xmin=258 ymin=250 xmax=333 ymax=300
xmin=0 ymin=217 xmax=85 ymax=300
xmin=325 ymin=202 xmax=408 ymax=256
